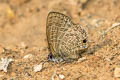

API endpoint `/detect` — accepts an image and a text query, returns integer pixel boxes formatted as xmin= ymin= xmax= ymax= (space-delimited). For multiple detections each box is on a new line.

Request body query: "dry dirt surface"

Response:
xmin=0 ymin=0 xmax=120 ymax=80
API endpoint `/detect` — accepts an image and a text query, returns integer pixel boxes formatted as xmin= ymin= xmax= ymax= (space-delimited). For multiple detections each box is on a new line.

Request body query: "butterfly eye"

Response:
xmin=83 ymin=39 xmax=87 ymax=43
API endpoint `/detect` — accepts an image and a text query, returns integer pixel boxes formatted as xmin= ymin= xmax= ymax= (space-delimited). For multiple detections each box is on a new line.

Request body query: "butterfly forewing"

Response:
xmin=46 ymin=12 xmax=73 ymax=55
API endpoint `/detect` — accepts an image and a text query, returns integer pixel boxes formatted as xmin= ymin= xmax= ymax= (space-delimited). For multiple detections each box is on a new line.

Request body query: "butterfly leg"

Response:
xmin=47 ymin=53 xmax=54 ymax=61
xmin=47 ymin=53 xmax=64 ymax=62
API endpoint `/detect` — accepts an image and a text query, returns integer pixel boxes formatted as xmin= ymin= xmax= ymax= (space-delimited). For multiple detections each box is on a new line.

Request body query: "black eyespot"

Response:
xmin=48 ymin=53 xmax=53 ymax=60
xmin=83 ymin=39 xmax=87 ymax=43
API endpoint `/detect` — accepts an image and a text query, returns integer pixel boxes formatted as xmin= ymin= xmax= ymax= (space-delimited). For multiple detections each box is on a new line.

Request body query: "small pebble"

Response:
xmin=33 ymin=63 xmax=43 ymax=72
xmin=24 ymin=54 xmax=33 ymax=59
xmin=51 ymin=70 xmax=59 ymax=80
xmin=78 ymin=57 xmax=87 ymax=62
xmin=59 ymin=74 xmax=65 ymax=80
xmin=112 ymin=22 xmax=120 ymax=27
xmin=0 ymin=58 xmax=14 ymax=72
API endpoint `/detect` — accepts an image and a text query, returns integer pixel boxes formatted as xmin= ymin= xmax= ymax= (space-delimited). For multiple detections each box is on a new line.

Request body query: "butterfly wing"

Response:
xmin=58 ymin=24 xmax=88 ymax=59
xmin=46 ymin=12 xmax=73 ymax=55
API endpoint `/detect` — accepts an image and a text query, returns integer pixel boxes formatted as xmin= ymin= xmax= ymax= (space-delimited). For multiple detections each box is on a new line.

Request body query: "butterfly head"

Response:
xmin=77 ymin=27 xmax=88 ymax=50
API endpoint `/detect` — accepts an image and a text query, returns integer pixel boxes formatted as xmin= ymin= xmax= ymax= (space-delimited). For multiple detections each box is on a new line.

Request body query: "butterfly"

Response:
xmin=46 ymin=12 xmax=88 ymax=62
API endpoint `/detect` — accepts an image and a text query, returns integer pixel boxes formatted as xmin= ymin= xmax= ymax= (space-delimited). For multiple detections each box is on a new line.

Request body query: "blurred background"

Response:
xmin=0 ymin=0 xmax=120 ymax=47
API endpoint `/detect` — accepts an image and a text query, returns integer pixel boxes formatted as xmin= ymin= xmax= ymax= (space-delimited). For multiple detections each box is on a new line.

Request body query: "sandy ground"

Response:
xmin=0 ymin=0 xmax=120 ymax=80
